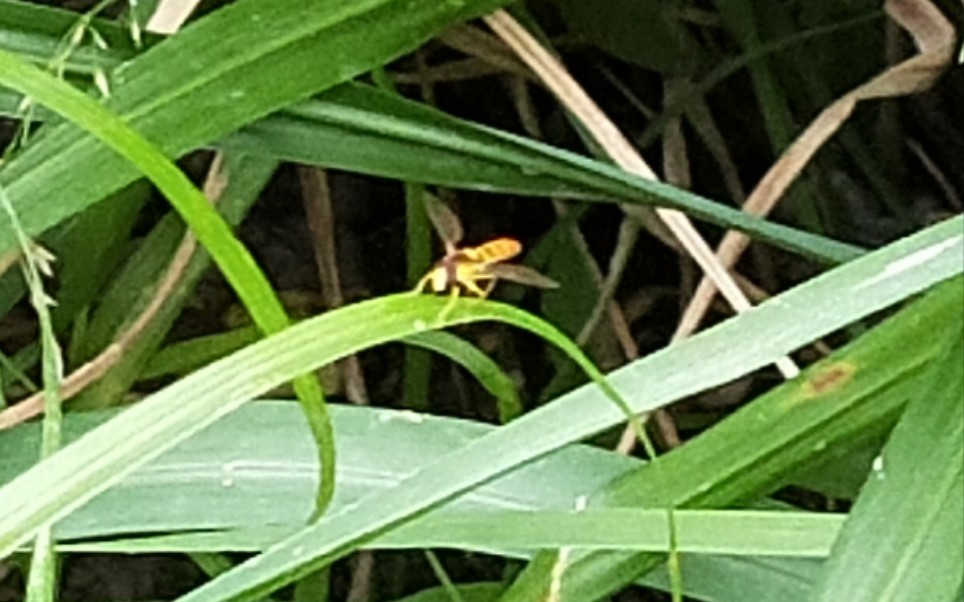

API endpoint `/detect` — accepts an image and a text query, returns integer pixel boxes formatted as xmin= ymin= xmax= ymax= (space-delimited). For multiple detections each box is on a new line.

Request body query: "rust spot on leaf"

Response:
xmin=803 ymin=362 xmax=856 ymax=396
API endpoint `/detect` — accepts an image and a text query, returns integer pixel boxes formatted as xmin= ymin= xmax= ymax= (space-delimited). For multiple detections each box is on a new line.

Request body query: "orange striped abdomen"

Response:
xmin=459 ymin=237 xmax=522 ymax=265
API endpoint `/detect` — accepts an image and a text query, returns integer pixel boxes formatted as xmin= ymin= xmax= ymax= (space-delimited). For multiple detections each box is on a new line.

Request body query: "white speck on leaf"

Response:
xmin=872 ymin=455 xmax=885 ymax=479
xmin=221 ymin=462 xmax=236 ymax=487
xmin=397 ymin=410 xmax=425 ymax=424
xmin=857 ymin=236 xmax=962 ymax=290
xmin=378 ymin=410 xmax=424 ymax=424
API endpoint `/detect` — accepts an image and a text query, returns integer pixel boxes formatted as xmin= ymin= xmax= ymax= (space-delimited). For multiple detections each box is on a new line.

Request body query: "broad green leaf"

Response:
xmin=166 ymin=218 xmax=961 ymax=602
xmin=1 ymin=401 xmax=825 ymax=602
xmin=0 ymin=403 xmax=640 ymax=543
xmin=2 ymin=407 xmax=840 ymax=558
xmin=808 ymin=314 xmax=964 ymax=601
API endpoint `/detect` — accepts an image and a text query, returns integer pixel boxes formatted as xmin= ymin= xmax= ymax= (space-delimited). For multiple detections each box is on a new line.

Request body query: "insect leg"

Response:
xmin=462 ymin=279 xmax=489 ymax=297
xmin=412 ymin=272 xmax=433 ymax=294
xmin=480 ymin=280 xmax=497 ymax=298
xmin=439 ymin=284 xmax=460 ymax=322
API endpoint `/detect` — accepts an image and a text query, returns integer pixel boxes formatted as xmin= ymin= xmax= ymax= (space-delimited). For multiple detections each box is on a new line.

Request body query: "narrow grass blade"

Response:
xmin=808 ymin=317 xmax=964 ymax=601
xmin=496 ymin=222 xmax=963 ymax=601
xmin=0 ymin=46 xmax=336 ymax=512
xmin=0 ymin=0 xmax=512 ymax=256
xmin=226 ymin=85 xmax=862 ymax=264
xmin=404 ymin=331 xmax=523 ymax=422
xmin=0 ymin=0 xmax=857 ymax=266
xmin=0 ymin=294 xmax=617 ymax=558
xmin=168 ymin=218 xmax=961 ymax=602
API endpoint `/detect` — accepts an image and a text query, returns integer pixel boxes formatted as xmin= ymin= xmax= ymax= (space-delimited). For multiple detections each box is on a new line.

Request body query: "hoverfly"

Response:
xmin=413 ymin=195 xmax=559 ymax=301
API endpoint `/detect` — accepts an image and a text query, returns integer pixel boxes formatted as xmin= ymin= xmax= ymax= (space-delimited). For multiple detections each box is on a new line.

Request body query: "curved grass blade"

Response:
xmin=226 ymin=84 xmax=862 ymax=264
xmin=0 ymin=293 xmax=626 ymax=558
xmin=139 ymin=328 xmax=523 ymax=421
xmin=0 ymin=0 xmax=512 ymax=256
xmin=136 ymin=327 xmax=529 ymax=427
xmin=169 ymin=218 xmax=962 ymax=602
xmin=404 ymin=331 xmax=524 ymax=423
xmin=0 ymin=0 xmax=857 ymax=266
xmin=0 ymin=46 xmax=335 ymax=513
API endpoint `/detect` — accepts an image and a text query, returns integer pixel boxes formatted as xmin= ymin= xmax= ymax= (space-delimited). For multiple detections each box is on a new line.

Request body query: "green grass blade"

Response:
xmin=0 ymin=45 xmax=336 ymax=513
xmin=139 ymin=327 xmax=261 ymax=380
xmin=0 ymin=0 xmax=144 ymax=73
xmin=0 ymin=179 xmax=64 ymax=602
xmin=225 ymin=84 xmax=862 ymax=264
xmin=808 ymin=317 xmax=964 ymax=601
xmin=140 ymin=328 xmax=522 ymax=420
xmin=0 ymin=49 xmax=289 ymax=332
xmin=50 ymin=182 xmax=149 ymax=337
xmin=167 ymin=218 xmax=961 ymax=602
xmin=74 ymin=153 xmax=278 ymax=409
xmin=0 ymin=0 xmax=856 ymax=266
xmin=0 ymin=0 xmax=512 ymax=256
xmin=143 ymin=331 xmax=519 ymax=421
xmin=0 ymin=294 xmax=615 ymax=557
xmin=374 ymin=509 xmax=846 ymax=556
xmin=499 ymin=274 xmax=964 ymax=601
xmin=404 ymin=331 xmax=524 ymax=422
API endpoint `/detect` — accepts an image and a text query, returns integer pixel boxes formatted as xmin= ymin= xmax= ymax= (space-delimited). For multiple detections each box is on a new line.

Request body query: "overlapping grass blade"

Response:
xmin=0 ymin=45 xmax=337 ymax=511
xmin=808 ymin=318 xmax=963 ymax=601
xmin=0 ymin=294 xmax=621 ymax=558
xmin=223 ymin=84 xmax=861 ymax=264
xmin=0 ymin=0 xmax=511 ymax=255
xmin=0 ymin=2 xmax=856 ymax=264
xmin=497 ymin=248 xmax=964 ymax=599
xmin=167 ymin=218 xmax=960 ymax=602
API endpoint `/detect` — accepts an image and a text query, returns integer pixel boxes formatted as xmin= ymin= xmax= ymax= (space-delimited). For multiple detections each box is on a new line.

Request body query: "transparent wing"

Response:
xmin=423 ymin=193 xmax=463 ymax=248
xmin=485 ymin=264 xmax=559 ymax=289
